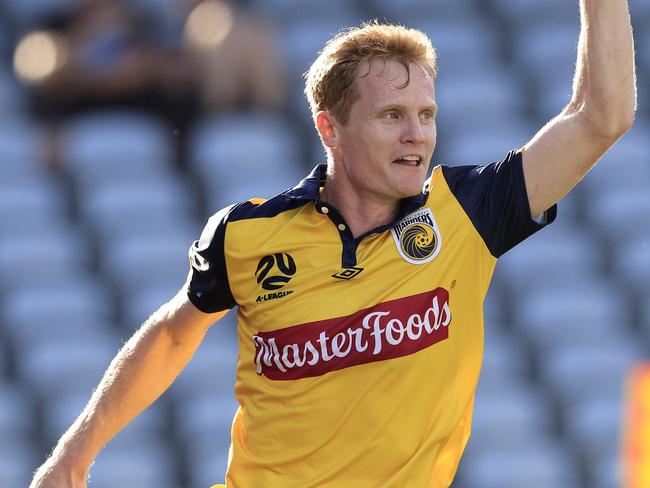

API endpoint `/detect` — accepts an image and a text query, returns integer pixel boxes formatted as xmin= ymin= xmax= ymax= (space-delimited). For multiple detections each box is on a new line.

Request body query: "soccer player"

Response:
xmin=31 ymin=1 xmax=636 ymax=486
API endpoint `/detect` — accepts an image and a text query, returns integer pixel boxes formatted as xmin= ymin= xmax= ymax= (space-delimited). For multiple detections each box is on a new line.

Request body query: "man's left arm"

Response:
xmin=522 ymin=0 xmax=637 ymax=217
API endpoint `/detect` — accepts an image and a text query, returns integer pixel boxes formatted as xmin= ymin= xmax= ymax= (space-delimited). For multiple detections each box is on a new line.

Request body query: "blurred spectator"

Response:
xmin=181 ymin=0 xmax=288 ymax=113
xmin=24 ymin=0 xmax=195 ymax=121
xmin=14 ymin=0 xmax=288 ymax=168
xmin=15 ymin=0 xmax=196 ymax=167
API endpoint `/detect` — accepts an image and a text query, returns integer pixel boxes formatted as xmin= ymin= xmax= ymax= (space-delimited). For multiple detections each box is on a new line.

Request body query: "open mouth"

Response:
xmin=392 ymin=155 xmax=423 ymax=167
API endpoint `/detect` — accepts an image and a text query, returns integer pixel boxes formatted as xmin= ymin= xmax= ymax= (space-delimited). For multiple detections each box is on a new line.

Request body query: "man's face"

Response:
xmin=332 ymin=59 xmax=437 ymax=204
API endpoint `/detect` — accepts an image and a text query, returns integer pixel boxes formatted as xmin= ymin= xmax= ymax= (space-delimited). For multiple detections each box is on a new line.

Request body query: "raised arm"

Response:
xmin=522 ymin=0 xmax=637 ymax=217
xmin=29 ymin=285 xmax=227 ymax=488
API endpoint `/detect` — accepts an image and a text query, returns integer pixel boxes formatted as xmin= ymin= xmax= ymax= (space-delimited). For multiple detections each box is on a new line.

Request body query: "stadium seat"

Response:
xmin=17 ymin=338 xmax=118 ymax=401
xmin=497 ymin=222 xmax=604 ymax=294
xmin=580 ymin=122 xmax=650 ymax=198
xmin=175 ymin=391 xmax=238 ymax=449
xmin=187 ymin=437 xmax=231 ymax=488
xmin=0 ymin=443 xmax=37 ymax=488
xmin=629 ymin=0 xmax=650 ymax=25
xmin=60 ymin=111 xmax=174 ymax=175
xmin=0 ymin=345 xmax=5 ymax=375
xmin=0 ymin=147 xmax=46 ymax=185
xmin=248 ymin=0 xmax=362 ymax=26
xmin=0 ymin=66 xmax=26 ymax=119
xmin=637 ymin=33 xmax=650 ymax=96
xmin=413 ymin=17 xmax=501 ymax=76
xmin=0 ymin=229 xmax=90 ymax=291
xmin=436 ymin=69 xmax=525 ymax=134
xmin=0 ymin=120 xmax=44 ymax=164
xmin=1 ymin=279 xmax=113 ymax=329
xmin=538 ymin=340 xmax=643 ymax=409
xmin=175 ymin=320 xmax=240 ymax=488
xmin=491 ymin=0 xmax=580 ymax=26
xmin=470 ymin=383 xmax=553 ymax=452
xmin=2 ymin=3 xmax=646 ymax=487
xmin=591 ymin=455 xmax=623 ymax=488
xmin=0 ymin=156 xmax=46 ymax=188
xmin=170 ymin=321 xmax=238 ymax=399
xmin=87 ymin=440 xmax=177 ymax=488
xmin=513 ymin=278 xmax=631 ymax=351
xmin=278 ymin=18 xmax=364 ymax=87
xmin=480 ymin=328 xmax=530 ymax=387
xmin=6 ymin=314 xmax=118 ymax=355
xmin=101 ymin=234 xmax=192 ymax=295
xmin=511 ymin=24 xmax=579 ymax=116
xmin=483 ymin=285 xmax=508 ymax=325
xmin=641 ymin=301 xmax=650 ymax=340
xmin=0 ymin=204 xmax=70 ymax=241
xmin=564 ymin=396 xmax=624 ymax=468
xmin=189 ymin=112 xmax=305 ymax=210
xmin=366 ymin=0 xmax=481 ymax=25
xmin=535 ymin=82 xmax=576 ymax=122
xmin=190 ymin=113 xmax=302 ymax=174
xmin=120 ymin=285 xmax=185 ymax=328
xmin=443 ymin=120 xmax=533 ymax=165
xmin=79 ymin=179 xmax=198 ymax=243
xmin=586 ymin=187 xmax=650 ymax=244
xmin=70 ymin=155 xmax=179 ymax=196
xmin=0 ymin=381 xmax=34 ymax=443
xmin=0 ymin=178 xmax=68 ymax=233
xmin=612 ymin=232 xmax=650 ymax=296
xmin=460 ymin=439 xmax=579 ymax=488
xmin=0 ymin=177 xmax=66 ymax=224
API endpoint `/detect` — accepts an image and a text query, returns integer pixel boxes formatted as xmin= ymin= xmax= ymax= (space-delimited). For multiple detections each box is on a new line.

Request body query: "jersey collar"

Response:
xmin=284 ymin=164 xmax=428 ymax=220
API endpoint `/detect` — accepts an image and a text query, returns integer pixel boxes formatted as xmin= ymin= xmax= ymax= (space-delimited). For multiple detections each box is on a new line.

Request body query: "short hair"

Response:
xmin=304 ymin=21 xmax=437 ymax=126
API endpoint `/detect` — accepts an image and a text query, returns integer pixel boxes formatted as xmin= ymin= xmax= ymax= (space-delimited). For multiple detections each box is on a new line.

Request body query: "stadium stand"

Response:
xmin=0 ymin=1 xmax=647 ymax=487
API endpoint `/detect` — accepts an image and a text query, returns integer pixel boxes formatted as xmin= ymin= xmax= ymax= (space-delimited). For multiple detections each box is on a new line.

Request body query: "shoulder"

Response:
xmin=437 ymin=150 xmax=522 ymax=190
xmin=225 ymin=194 xmax=308 ymax=223
xmin=425 ymin=150 xmax=554 ymax=257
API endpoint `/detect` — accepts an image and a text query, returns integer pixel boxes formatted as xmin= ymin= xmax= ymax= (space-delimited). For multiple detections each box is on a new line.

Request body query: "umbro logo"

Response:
xmin=332 ymin=267 xmax=364 ymax=280
xmin=255 ymin=253 xmax=296 ymax=302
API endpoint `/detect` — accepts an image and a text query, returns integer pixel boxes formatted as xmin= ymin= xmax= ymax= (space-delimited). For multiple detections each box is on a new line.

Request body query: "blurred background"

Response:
xmin=0 ymin=0 xmax=648 ymax=487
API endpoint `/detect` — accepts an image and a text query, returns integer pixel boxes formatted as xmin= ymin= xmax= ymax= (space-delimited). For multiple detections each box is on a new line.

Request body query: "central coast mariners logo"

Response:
xmin=255 ymin=253 xmax=296 ymax=302
xmin=391 ymin=208 xmax=442 ymax=264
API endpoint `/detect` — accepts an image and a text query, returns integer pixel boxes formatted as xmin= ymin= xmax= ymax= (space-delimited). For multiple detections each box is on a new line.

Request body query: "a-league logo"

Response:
xmin=255 ymin=253 xmax=296 ymax=290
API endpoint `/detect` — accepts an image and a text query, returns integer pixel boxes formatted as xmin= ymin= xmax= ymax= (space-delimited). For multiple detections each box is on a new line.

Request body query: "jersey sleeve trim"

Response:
xmin=187 ymin=203 xmax=242 ymax=313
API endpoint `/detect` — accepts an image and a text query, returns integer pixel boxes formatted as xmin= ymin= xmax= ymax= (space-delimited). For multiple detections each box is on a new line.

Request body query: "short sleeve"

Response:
xmin=187 ymin=204 xmax=238 ymax=313
xmin=441 ymin=150 xmax=557 ymax=258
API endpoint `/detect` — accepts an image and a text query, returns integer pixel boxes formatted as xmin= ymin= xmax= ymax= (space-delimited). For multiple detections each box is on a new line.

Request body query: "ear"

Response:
xmin=315 ymin=111 xmax=339 ymax=149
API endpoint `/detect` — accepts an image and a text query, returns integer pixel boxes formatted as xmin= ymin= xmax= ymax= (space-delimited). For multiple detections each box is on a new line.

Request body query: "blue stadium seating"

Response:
xmin=0 ymin=1 xmax=647 ymax=486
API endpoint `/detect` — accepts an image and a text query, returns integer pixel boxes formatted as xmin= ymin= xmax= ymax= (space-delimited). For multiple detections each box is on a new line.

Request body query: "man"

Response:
xmin=31 ymin=1 xmax=636 ymax=486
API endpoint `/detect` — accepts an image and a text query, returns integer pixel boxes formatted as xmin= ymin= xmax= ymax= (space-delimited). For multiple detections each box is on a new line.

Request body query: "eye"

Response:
xmin=420 ymin=111 xmax=435 ymax=121
xmin=384 ymin=111 xmax=400 ymax=120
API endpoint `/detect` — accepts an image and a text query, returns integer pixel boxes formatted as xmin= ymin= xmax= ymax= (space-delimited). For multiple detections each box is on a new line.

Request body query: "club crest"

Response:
xmin=391 ymin=208 xmax=442 ymax=264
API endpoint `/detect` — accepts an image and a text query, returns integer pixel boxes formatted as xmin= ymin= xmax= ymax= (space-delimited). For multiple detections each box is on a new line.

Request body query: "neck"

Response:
xmin=321 ymin=177 xmax=400 ymax=238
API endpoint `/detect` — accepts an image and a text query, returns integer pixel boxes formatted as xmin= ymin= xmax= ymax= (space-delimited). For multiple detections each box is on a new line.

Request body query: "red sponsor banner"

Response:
xmin=253 ymin=288 xmax=451 ymax=380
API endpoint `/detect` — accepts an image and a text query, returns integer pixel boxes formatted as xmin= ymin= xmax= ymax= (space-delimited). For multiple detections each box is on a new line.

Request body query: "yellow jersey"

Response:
xmin=188 ymin=150 xmax=556 ymax=487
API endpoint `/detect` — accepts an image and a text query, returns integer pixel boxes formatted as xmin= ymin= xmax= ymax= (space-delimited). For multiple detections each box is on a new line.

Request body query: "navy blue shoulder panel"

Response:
xmin=228 ymin=193 xmax=308 ymax=222
xmin=441 ymin=150 xmax=557 ymax=258
xmin=187 ymin=203 xmax=241 ymax=313
xmin=187 ymin=195 xmax=309 ymax=313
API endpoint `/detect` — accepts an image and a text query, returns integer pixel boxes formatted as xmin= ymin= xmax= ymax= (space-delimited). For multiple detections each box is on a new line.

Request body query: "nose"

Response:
xmin=400 ymin=116 xmax=426 ymax=145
